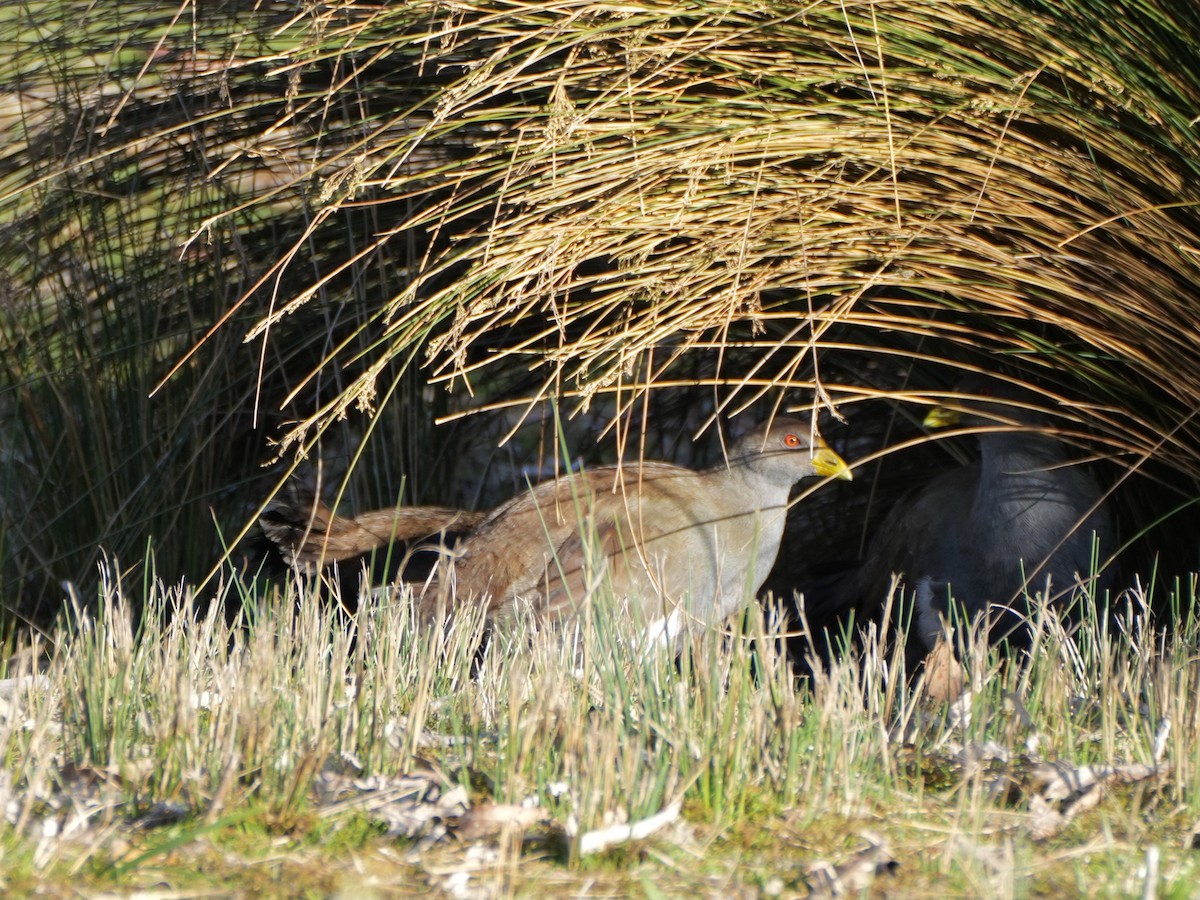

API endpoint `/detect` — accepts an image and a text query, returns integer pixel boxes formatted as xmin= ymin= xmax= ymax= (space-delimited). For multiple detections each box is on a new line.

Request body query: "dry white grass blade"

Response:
xmin=575 ymin=801 xmax=682 ymax=856
xmin=1142 ymin=845 xmax=1160 ymax=900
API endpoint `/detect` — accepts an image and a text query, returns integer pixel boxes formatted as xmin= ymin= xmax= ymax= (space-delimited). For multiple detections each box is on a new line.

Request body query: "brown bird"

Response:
xmin=262 ymin=416 xmax=852 ymax=642
xmin=260 ymin=487 xmax=485 ymax=569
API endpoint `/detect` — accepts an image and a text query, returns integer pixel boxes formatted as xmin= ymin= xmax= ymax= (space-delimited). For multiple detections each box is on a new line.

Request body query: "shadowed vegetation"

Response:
xmin=3 ymin=1 xmax=1200 ymax=626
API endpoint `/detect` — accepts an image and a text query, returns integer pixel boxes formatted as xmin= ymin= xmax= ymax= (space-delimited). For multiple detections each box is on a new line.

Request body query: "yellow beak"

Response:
xmin=923 ymin=405 xmax=961 ymax=430
xmin=811 ymin=445 xmax=854 ymax=481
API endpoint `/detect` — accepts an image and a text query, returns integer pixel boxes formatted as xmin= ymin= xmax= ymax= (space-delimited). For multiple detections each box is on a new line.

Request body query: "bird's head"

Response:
xmin=732 ymin=415 xmax=853 ymax=485
xmin=923 ymin=375 xmax=1053 ymax=433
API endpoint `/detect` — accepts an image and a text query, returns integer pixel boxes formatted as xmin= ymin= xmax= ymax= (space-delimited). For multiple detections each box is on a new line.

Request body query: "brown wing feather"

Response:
xmin=450 ymin=463 xmax=688 ymax=619
xmin=259 ymin=493 xmax=486 ymax=566
xmin=534 ymin=519 xmax=623 ymax=619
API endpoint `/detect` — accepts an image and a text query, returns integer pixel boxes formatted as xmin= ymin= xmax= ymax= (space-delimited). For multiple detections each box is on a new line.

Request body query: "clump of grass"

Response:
xmin=220 ymin=1 xmax=1200 ymax=477
xmin=0 ymin=2 xmax=460 ymax=620
xmin=1 ymin=562 xmax=1199 ymax=894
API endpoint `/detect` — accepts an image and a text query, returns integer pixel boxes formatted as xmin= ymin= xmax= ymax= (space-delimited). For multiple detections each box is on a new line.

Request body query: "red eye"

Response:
xmin=784 ymin=433 xmax=801 ymax=448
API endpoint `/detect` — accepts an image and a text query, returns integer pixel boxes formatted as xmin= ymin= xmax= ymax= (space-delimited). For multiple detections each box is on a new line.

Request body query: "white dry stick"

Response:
xmin=1142 ymin=845 xmax=1159 ymax=900
xmin=578 ymin=801 xmax=682 ymax=856
xmin=1152 ymin=718 xmax=1171 ymax=764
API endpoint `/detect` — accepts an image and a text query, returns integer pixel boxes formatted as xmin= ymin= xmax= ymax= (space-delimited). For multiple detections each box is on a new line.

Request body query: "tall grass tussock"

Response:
xmin=3 ymin=0 xmax=1200 ymax=612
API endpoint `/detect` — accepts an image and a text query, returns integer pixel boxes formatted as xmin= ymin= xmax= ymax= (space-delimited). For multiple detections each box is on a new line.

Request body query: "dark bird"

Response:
xmin=844 ymin=378 xmax=1115 ymax=664
xmin=262 ymin=415 xmax=852 ymax=645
